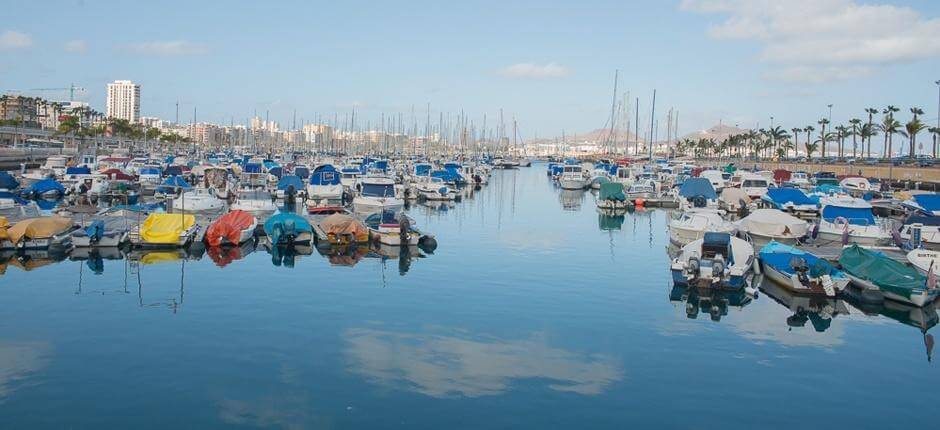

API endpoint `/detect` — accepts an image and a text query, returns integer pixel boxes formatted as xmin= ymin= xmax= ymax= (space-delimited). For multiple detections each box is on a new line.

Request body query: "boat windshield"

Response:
xmin=743 ymin=179 xmax=767 ymax=188
xmin=362 ymin=183 xmax=395 ymax=197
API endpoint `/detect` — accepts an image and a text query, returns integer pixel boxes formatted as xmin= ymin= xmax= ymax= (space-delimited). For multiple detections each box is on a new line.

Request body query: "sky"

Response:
xmin=2 ymin=0 xmax=940 ymax=140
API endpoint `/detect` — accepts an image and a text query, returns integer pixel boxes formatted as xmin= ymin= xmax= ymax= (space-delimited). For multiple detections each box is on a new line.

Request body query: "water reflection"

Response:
xmin=843 ymin=288 xmax=938 ymax=362
xmin=344 ymin=326 xmax=623 ymax=398
xmin=558 ymin=190 xmax=584 ymax=211
xmin=669 ymin=284 xmax=754 ymax=322
xmin=0 ymin=341 xmax=51 ymax=402
xmin=760 ymin=278 xmax=850 ymax=333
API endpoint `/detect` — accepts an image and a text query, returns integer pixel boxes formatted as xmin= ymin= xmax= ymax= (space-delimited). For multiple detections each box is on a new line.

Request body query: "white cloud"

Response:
xmin=64 ymin=39 xmax=87 ymax=53
xmin=0 ymin=30 xmax=32 ymax=50
xmin=499 ymin=62 xmax=570 ymax=79
xmin=125 ymin=40 xmax=208 ymax=56
xmin=681 ymin=0 xmax=940 ymax=82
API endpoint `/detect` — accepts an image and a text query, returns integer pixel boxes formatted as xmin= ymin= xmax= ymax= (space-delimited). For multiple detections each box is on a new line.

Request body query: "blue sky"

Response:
xmin=2 ymin=0 xmax=940 ymax=139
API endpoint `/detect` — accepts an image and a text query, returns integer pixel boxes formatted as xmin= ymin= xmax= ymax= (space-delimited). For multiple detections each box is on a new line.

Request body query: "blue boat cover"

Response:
xmin=293 ymin=166 xmax=310 ymax=179
xmin=373 ymin=160 xmax=388 ymax=172
xmin=85 ymin=220 xmax=105 ymax=241
xmin=765 ymin=188 xmax=815 ymax=206
xmin=0 ymin=171 xmax=19 ymax=189
xmin=268 ymin=166 xmax=283 ymax=178
xmin=163 ymin=165 xmax=183 ymax=176
xmin=759 ymin=241 xmax=837 ymax=278
xmin=65 ymin=166 xmax=91 ymax=175
xmin=310 ymin=165 xmax=340 ymax=185
xmin=678 ymin=178 xmax=717 ymax=200
xmin=821 ymin=205 xmax=875 ymax=226
xmin=414 ymin=164 xmax=432 ymax=176
xmin=263 ymin=212 xmax=312 ymax=245
xmin=139 ymin=167 xmax=161 ymax=175
xmin=813 ymin=184 xmax=845 ymax=195
xmin=912 ymin=194 xmax=940 ymax=212
xmin=276 ymin=175 xmax=304 ymax=191
xmin=26 ymin=178 xmax=65 ymax=195
xmin=243 ymin=163 xmax=262 ymax=173
xmin=431 ymin=169 xmax=461 ymax=183
xmin=156 ymin=175 xmax=191 ymax=193
xmin=904 ymin=215 xmax=940 ymax=227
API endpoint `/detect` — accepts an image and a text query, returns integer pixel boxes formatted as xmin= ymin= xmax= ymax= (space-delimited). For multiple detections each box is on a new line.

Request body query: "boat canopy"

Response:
xmin=739 ymin=209 xmax=809 ymax=237
xmin=430 ymin=169 xmax=461 ymax=183
xmin=904 ymin=215 xmax=940 ymax=227
xmin=163 ymin=165 xmax=184 ymax=176
xmin=0 ymin=171 xmax=19 ymax=189
xmin=551 ymin=165 xmax=564 ymax=175
xmin=414 ymin=163 xmax=432 ymax=176
xmin=678 ymin=178 xmax=717 ymax=200
xmin=205 ymin=210 xmax=255 ymax=247
xmin=276 ymin=175 xmax=304 ymax=191
xmin=101 ymin=168 xmax=134 ymax=181
xmin=912 ymin=194 xmax=940 ymax=213
xmin=4 ymin=216 xmax=72 ymax=245
xmin=23 ymin=178 xmax=65 ymax=196
xmin=140 ymin=213 xmax=195 ymax=244
xmin=821 ymin=205 xmax=875 ymax=226
xmin=813 ymin=184 xmax=845 ymax=195
xmin=243 ymin=163 xmax=262 ymax=174
xmin=759 ymin=241 xmax=836 ymax=278
xmin=293 ymin=166 xmax=310 ymax=179
xmin=156 ymin=176 xmax=191 ymax=194
xmin=139 ymin=167 xmax=161 ymax=175
xmin=268 ymin=166 xmax=283 ymax=178
xmin=839 ymin=244 xmax=926 ymax=296
xmin=310 ymin=164 xmax=340 ymax=185
xmin=599 ymin=182 xmax=626 ymax=201
xmin=765 ymin=188 xmax=815 ymax=206
xmin=65 ymin=166 xmax=91 ymax=175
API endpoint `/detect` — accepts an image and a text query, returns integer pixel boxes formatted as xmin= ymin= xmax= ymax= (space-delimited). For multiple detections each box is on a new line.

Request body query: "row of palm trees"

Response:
xmin=673 ymin=106 xmax=940 ymax=160
xmin=55 ymin=110 xmax=189 ymax=152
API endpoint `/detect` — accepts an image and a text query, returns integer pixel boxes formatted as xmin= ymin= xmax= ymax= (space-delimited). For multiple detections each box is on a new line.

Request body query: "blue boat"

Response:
xmin=759 ymin=241 xmax=849 ymax=296
xmin=276 ymin=175 xmax=304 ymax=199
xmin=21 ymin=178 xmax=65 ymax=199
xmin=0 ymin=171 xmax=19 ymax=190
xmin=760 ymin=188 xmax=819 ymax=218
xmin=263 ymin=213 xmax=313 ymax=245
xmin=902 ymin=193 xmax=940 ymax=217
xmin=677 ymin=178 xmax=718 ymax=209
xmin=155 ymin=176 xmax=191 ymax=195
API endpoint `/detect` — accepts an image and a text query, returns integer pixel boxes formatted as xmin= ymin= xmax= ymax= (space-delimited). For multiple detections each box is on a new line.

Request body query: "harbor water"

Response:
xmin=1 ymin=165 xmax=937 ymax=428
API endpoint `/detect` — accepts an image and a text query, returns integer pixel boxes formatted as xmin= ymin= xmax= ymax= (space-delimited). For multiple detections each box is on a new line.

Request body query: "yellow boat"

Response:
xmin=133 ymin=213 xmax=198 ymax=248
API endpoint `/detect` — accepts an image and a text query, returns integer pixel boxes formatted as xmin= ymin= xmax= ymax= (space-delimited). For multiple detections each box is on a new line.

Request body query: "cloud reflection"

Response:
xmin=0 ymin=341 xmax=52 ymax=401
xmin=344 ymin=328 xmax=623 ymax=398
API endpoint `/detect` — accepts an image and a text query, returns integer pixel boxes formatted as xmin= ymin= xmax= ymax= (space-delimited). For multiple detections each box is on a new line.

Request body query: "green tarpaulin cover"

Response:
xmin=599 ymin=182 xmax=626 ymax=201
xmin=839 ymin=244 xmax=926 ymax=298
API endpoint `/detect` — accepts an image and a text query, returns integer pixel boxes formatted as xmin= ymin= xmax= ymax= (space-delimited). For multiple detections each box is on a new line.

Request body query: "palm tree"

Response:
xmin=833 ymin=125 xmax=849 ymax=158
xmin=879 ymin=114 xmax=901 ymax=158
xmin=805 ymin=142 xmax=819 ymax=158
xmin=864 ymin=107 xmax=878 ymax=158
xmin=930 ymin=127 xmax=940 ymax=159
xmin=848 ymin=118 xmax=862 ymax=158
xmin=903 ymin=117 xmax=927 ymax=158
xmin=790 ymin=127 xmax=802 ymax=158
xmin=803 ymin=126 xmax=815 ymax=158
xmin=817 ymin=118 xmax=830 ymax=158
xmin=859 ymin=123 xmax=878 ymax=160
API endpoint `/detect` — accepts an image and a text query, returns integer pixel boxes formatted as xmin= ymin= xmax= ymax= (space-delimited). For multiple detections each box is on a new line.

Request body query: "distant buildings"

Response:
xmin=106 ymin=80 xmax=140 ymax=123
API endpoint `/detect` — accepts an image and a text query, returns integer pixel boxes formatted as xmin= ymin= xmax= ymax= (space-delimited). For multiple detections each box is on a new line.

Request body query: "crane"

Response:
xmin=1 ymin=83 xmax=86 ymax=101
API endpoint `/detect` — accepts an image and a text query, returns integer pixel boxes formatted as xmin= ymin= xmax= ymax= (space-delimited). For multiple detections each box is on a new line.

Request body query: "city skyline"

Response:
xmin=2 ymin=0 xmax=940 ymax=139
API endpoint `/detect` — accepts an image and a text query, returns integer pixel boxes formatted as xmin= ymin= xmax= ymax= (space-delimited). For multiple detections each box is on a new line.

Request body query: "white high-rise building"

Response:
xmin=106 ymin=80 xmax=140 ymax=123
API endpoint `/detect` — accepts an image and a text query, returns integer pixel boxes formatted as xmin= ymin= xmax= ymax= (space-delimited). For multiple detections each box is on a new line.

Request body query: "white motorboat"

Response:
xmin=740 ymin=174 xmax=771 ymax=199
xmin=817 ymin=196 xmax=892 ymax=245
xmin=171 ymin=188 xmax=226 ymax=213
xmin=626 ymin=179 xmax=658 ymax=200
xmin=668 ymin=211 xmax=737 ymax=246
xmin=670 ymin=232 xmax=755 ymax=291
xmin=558 ymin=165 xmax=589 ymax=190
xmin=737 ymin=209 xmax=810 ymax=244
xmin=353 ymin=177 xmax=403 ymax=214
xmin=906 ymin=248 xmax=940 ymax=275
xmin=840 ymin=177 xmax=874 ymax=197
xmin=230 ymin=189 xmax=277 ymax=213
xmin=306 ymin=164 xmax=344 ymax=201
xmin=898 ymin=215 xmax=940 ymax=248
xmin=415 ymin=177 xmax=456 ymax=201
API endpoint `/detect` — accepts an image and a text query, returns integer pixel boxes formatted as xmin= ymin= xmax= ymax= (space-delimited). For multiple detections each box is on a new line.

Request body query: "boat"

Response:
xmin=171 ymin=188 xmax=226 ymax=212
xmin=758 ymin=241 xmax=849 ymax=296
xmin=840 ymin=244 xmax=939 ymax=307
xmin=20 ymin=178 xmax=65 ymax=200
xmin=699 ymin=170 xmax=727 ymax=191
xmin=558 ymin=165 xmax=589 ymax=190
xmin=675 ymin=177 xmax=719 ymax=211
xmin=275 ymin=175 xmax=306 ymax=200
xmin=0 ymin=216 xmax=75 ymax=250
xmin=840 ymin=176 xmax=874 ymax=197
xmin=414 ymin=177 xmax=456 ymax=201
xmin=596 ymin=182 xmax=631 ymax=210
xmin=718 ymin=187 xmax=751 ymax=214
xmin=352 ymin=177 xmax=403 ymax=215
xmin=306 ymin=164 xmax=343 ymax=202
xmin=230 ymin=189 xmax=277 ymax=213
xmin=759 ymin=187 xmax=819 ymax=219
xmin=906 ymin=248 xmax=940 ymax=275
xmin=204 ymin=210 xmax=257 ymax=246
xmin=789 ymin=172 xmax=811 ymax=188
xmin=737 ymin=209 xmax=809 ymax=244
xmin=897 ymin=215 xmax=940 ymax=248
xmin=70 ymin=217 xmax=130 ymax=248
xmin=364 ymin=210 xmax=435 ymax=247
xmin=901 ymin=193 xmax=940 ymax=216
xmin=668 ymin=212 xmax=737 ymax=246
xmin=670 ymin=232 xmax=755 ymax=291
xmin=133 ymin=213 xmax=198 ymax=248
xmin=263 ymin=212 xmax=314 ymax=245
xmin=626 ymin=179 xmax=658 ymax=201
xmin=313 ymin=213 xmax=369 ymax=246
xmin=740 ymin=174 xmax=771 ymax=199
xmin=817 ymin=197 xmax=892 ymax=245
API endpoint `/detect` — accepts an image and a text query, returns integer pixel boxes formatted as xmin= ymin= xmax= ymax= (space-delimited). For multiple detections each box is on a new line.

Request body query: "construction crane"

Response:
xmin=1 ymin=83 xmax=86 ymax=101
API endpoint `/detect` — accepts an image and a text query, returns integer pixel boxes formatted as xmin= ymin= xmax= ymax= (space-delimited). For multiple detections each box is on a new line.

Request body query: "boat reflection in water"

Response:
xmin=264 ymin=243 xmax=313 ymax=268
xmin=759 ymin=276 xmax=851 ymax=332
xmin=842 ymin=287 xmax=938 ymax=362
xmin=0 ymin=249 xmax=68 ymax=274
xmin=669 ymin=283 xmax=754 ymax=322
xmin=206 ymin=239 xmax=257 ymax=268
xmin=597 ymin=210 xmax=626 ymax=231
xmin=371 ymin=244 xmax=429 ymax=276
xmin=559 ymin=189 xmax=584 ymax=211
xmin=316 ymin=244 xmax=370 ymax=267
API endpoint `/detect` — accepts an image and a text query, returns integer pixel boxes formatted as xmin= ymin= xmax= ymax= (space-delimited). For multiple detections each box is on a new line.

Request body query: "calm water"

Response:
xmin=1 ymin=165 xmax=938 ymax=429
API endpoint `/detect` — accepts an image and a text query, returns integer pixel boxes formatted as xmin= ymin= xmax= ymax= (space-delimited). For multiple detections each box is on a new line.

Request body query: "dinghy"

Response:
xmin=817 ymin=197 xmax=892 ymax=245
xmin=671 ymin=232 xmax=755 ymax=291
xmin=668 ymin=212 xmax=736 ymax=246
xmin=758 ymin=241 xmax=849 ymax=297
xmin=204 ymin=210 xmax=257 ymax=246
xmin=134 ymin=213 xmax=198 ymax=248
xmin=0 ymin=216 xmax=75 ymax=250
xmin=263 ymin=212 xmax=313 ymax=245
xmin=315 ymin=213 xmax=370 ymax=246
xmin=839 ymin=244 xmax=939 ymax=307
xmin=71 ymin=218 xmax=130 ymax=247
xmin=596 ymin=182 xmax=631 ymax=210
xmin=364 ymin=210 xmax=435 ymax=247
xmin=737 ymin=209 xmax=809 ymax=244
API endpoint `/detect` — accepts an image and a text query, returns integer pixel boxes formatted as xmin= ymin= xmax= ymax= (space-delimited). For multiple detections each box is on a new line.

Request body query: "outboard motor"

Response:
xmin=688 ymin=256 xmax=700 ymax=278
xmin=790 ymin=256 xmax=810 ymax=284
xmin=399 ymin=214 xmax=411 ymax=245
xmin=693 ymin=195 xmax=707 ymax=208
xmin=711 ymin=255 xmax=725 ymax=279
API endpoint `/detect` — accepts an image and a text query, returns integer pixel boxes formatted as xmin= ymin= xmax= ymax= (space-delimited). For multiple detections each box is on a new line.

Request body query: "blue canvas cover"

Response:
xmin=0 ymin=171 xmax=19 ymax=189
xmin=277 ymin=175 xmax=304 ymax=191
xmin=904 ymin=215 xmax=940 ymax=227
xmin=431 ymin=169 xmax=460 ymax=183
xmin=912 ymin=194 xmax=940 ymax=212
xmin=163 ymin=165 xmax=183 ymax=176
xmin=268 ymin=166 xmax=283 ymax=178
xmin=84 ymin=220 xmax=105 ymax=242
xmin=156 ymin=175 xmax=191 ymax=194
xmin=263 ymin=212 xmax=312 ymax=245
xmin=414 ymin=164 xmax=432 ymax=176
xmin=293 ymin=166 xmax=310 ymax=179
xmin=373 ymin=160 xmax=388 ymax=172
xmin=243 ymin=163 xmax=262 ymax=173
xmin=821 ymin=205 xmax=875 ymax=226
xmin=765 ymin=188 xmax=815 ymax=206
xmin=678 ymin=178 xmax=717 ymax=200
xmin=139 ymin=167 xmax=161 ymax=175
xmin=26 ymin=178 xmax=65 ymax=195
xmin=310 ymin=164 xmax=340 ymax=185
xmin=65 ymin=166 xmax=91 ymax=175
